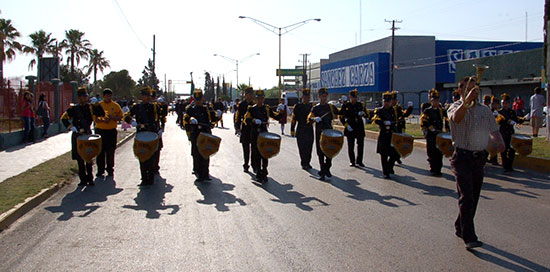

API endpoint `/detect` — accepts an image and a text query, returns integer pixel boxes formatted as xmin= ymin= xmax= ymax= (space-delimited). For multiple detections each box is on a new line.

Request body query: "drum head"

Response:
xmin=136 ymin=131 xmax=158 ymax=142
xmin=77 ymin=134 xmax=101 ymax=141
xmin=322 ymin=129 xmax=343 ymax=138
xmin=512 ymin=134 xmax=531 ymax=140
xmin=438 ymin=132 xmax=452 ymax=140
xmin=259 ymin=132 xmax=281 ymax=140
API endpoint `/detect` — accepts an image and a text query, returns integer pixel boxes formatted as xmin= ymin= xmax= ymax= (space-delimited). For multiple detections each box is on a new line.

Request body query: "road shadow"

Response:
xmin=195 ymin=176 xmax=246 ymax=212
xmin=325 ymin=175 xmax=417 ymax=208
xmin=398 ymin=164 xmax=456 ymax=183
xmin=122 ymin=176 xmax=179 ymax=219
xmin=357 ymin=164 xmax=386 ymax=179
xmin=45 ymin=176 xmax=123 ymax=221
xmin=470 ymin=243 xmax=549 ymax=272
xmin=253 ymin=177 xmax=329 ymax=211
xmin=481 ymin=181 xmax=539 ymax=199
xmin=484 ymin=166 xmax=550 ymax=191
xmin=391 ymin=175 xmax=459 ymax=199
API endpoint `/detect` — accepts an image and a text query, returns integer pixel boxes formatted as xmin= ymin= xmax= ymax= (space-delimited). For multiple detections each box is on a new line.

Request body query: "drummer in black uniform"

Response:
xmin=391 ymin=90 xmax=413 ymax=164
xmin=290 ymin=88 xmax=314 ymax=170
xmin=308 ymin=87 xmax=339 ymax=181
xmin=124 ymin=87 xmax=163 ymax=186
xmin=152 ymin=91 xmax=166 ymax=175
xmin=373 ymin=91 xmax=398 ymax=179
xmin=183 ymin=89 xmax=221 ymax=182
xmin=243 ymin=89 xmax=283 ymax=183
xmin=61 ymin=86 xmax=105 ymax=186
xmin=420 ymin=89 xmax=449 ymax=176
xmin=339 ymin=88 xmax=367 ymax=167
xmin=235 ymin=87 xmax=255 ymax=172
xmin=496 ymin=93 xmax=524 ymax=172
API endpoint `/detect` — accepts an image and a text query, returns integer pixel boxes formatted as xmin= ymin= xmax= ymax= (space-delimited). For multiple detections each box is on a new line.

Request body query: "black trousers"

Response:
xmin=152 ymin=137 xmax=163 ymax=173
xmin=379 ymin=152 xmax=395 ymax=176
xmin=315 ymin=133 xmax=332 ymax=176
xmin=451 ymin=148 xmax=487 ymax=243
xmin=139 ymin=156 xmax=155 ymax=185
xmin=346 ymin=135 xmax=364 ymax=164
xmin=242 ymin=141 xmax=252 ymax=169
xmin=296 ymin=127 xmax=314 ymax=168
xmin=501 ymin=135 xmax=515 ymax=170
xmin=77 ymin=158 xmax=93 ymax=183
xmin=426 ymin=133 xmax=443 ymax=173
xmin=251 ymin=137 xmax=268 ymax=178
xmin=191 ymin=138 xmax=210 ymax=179
xmin=95 ymin=128 xmax=117 ymax=174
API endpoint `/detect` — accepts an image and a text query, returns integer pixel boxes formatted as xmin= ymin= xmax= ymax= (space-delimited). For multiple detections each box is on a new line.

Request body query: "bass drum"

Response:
xmin=391 ymin=132 xmax=414 ymax=158
xmin=77 ymin=134 xmax=102 ymax=163
xmin=320 ymin=129 xmax=344 ymax=159
xmin=511 ymin=134 xmax=532 ymax=156
xmin=436 ymin=132 xmax=454 ymax=157
xmin=257 ymin=132 xmax=281 ymax=159
xmin=133 ymin=131 xmax=159 ymax=162
xmin=197 ymin=132 xmax=222 ymax=159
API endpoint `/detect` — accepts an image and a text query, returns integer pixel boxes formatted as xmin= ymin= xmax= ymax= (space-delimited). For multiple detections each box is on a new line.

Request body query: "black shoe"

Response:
xmin=243 ymin=166 xmax=249 ymax=173
xmin=306 ymin=165 xmax=312 ymax=170
xmin=465 ymin=240 xmax=483 ymax=249
xmin=252 ymin=168 xmax=258 ymax=174
xmin=357 ymin=162 xmax=365 ymax=167
xmin=96 ymin=172 xmax=104 ymax=178
xmin=326 ymin=171 xmax=332 ymax=178
xmin=504 ymin=168 xmax=514 ymax=173
xmin=88 ymin=180 xmax=95 ymax=186
xmin=78 ymin=181 xmax=87 ymax=186
xmin=319 ymin=175 xmax=325 ymax=181
xmin=397 ymin=159 xmax=402 ymax=164
xmin=107 ymin=172 xmax=114 ymax=177
xmin=390 ymin=169 xmax=395 ymax=174
xmin=302 ymin=165 xmax=309 ymax=170
xmin=384 ymin=174 xmax=391 ymax=179
xmin=431 ymin=171 xmax=443 ymax=177
xmin=455 ymin=231 xmax=463 ymax=238
xmin=349 ymin=163 xmax=356 ymax=167
xmin=194 ymin=178 xmax=205 ymax=183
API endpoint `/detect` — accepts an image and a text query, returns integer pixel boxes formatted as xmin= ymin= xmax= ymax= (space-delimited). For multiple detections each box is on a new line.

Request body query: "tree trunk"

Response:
xmin=0 ymin=61 xmax=4 ymax=86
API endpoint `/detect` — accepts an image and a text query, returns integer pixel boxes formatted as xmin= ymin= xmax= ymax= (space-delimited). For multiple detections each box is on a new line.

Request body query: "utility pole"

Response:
xmin=300 ymin=53 xmax=310 ymax=90
xmin=385 ymin=19 xmax=402 ymax=91
xmin=152 ymin=35 xmax=156 ymax=79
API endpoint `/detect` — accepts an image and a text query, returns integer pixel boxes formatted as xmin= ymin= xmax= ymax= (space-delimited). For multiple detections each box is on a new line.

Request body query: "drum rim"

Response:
xmin=77 ymin=134 xmax=101 ymax=140
xmin=259 ymin=132 xmax=281 ymax=139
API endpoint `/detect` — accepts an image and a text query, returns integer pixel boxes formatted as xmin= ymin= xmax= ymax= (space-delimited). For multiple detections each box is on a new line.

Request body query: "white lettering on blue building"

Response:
xmin=321 ymin=61 xmax=376 ymax=88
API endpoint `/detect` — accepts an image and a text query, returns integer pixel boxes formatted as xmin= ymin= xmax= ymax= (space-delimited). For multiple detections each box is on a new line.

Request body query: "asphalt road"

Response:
xmin=1 ymin=115 xmax=549 ymax=271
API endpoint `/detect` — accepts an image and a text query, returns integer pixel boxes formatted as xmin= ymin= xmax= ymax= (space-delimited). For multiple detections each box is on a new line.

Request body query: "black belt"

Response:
xmin=455 ymin=147 xmax=486 ymax=158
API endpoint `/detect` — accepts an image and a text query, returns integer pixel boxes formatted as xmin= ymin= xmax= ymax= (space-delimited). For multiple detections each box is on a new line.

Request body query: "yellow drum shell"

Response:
xmin=77 ymin=134 xmax=102 ymax=163
xmin=511 ymin=134 xmax=532 ymax=156
xmin=391 ymin=132 xmax=414 ymax=158
xmin=197 ymin=132 xmax=222 ymax=159
xmin=436 ymin=132 xmax=454 ymax=158
xmin=257 ymin=132 xmax=281 ymax=159
xmin=320 ymin=129 xmax=344 ymax=159
xmin=133 ymin=132 xmax=159 ymax=162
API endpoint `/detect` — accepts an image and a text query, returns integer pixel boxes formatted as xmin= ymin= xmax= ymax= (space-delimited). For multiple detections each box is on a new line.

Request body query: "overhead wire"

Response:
xmin=111 ymin=0 xmax=149 ymax=51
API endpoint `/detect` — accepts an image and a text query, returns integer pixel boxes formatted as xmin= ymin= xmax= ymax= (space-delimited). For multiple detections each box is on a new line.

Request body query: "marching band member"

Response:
xmin=290 ymin=88 xmax=314 ymax=170
xmin=235 ymin=87 xmax=255 ymax=173
xmin=183 ymin=89 xmax=220 ymax=182
xmin=124 ymin=87 xmax=162 ymax=186
xmin=391 ymin=90 xmax=413 ymax=164
xmin=308 ymin=87 xmax=339 ymax=181
xmin=420 ymin=89 xmax=449 ymax=176
xmin=61 ymin=86 xmax=105 ymax=186
xmin=94 ymin=88 xmax=123 ymax=178
xmin=339 ymin=88 xmax=367 ymax=167
xmin=151 ymin=90 xmax=166 ymax=175
xmin=373 ymin=91 xmax=398 ymax=179
xmin=496 ymin=93 xmax=524 ymax=172
xmin=244 ymin=89 xmax=283 ymax=183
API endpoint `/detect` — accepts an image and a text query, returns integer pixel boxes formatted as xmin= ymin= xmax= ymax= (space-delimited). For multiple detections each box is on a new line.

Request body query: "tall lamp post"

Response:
xmin=213 ymin=53 xmax=260 ymax=98
xmin=239 ymin=16 xmax=320 ymax=102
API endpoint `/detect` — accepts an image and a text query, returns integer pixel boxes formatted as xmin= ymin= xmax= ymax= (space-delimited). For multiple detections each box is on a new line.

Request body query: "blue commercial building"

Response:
xmin=320 ymin=36 xmax=542 ymax=107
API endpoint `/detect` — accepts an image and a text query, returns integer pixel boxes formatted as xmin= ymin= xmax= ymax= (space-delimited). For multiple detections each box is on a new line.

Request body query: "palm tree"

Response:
xmin=60 ymin=29 xmax=91 ymax=74
xmin=85 ymin=49 xmax=110 ymax=90
xmin=23 ymin=30 xmax=57 ymax=71
xmin=0 ymin=18 xmax=23 ymax=84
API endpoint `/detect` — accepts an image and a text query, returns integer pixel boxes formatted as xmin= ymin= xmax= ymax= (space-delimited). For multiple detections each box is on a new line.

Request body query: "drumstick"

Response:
xmin=310 ymin=111 xmax=330 ymax=121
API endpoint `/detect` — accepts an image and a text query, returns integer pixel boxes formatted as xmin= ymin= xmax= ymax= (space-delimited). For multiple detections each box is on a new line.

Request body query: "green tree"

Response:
xmin=60 ymin=29 xmax=91 ymax=74
xmin=100 ymin=69 xmax=136 ymax=99
xmin=23 ymin=30 xmax=57 ymax=71
xmin=0 ymin=18 xmax=23 ymax=83
xmin=203 ymin=72 xmax=215 ymax=101
xmin=265 ymin=86 xmax=279 ymax=98
xmin=85 ymin=49 xmax=110 ymax=91
xmin=137 ymin=58 xmax=159 ymax=90
xmin=59 ymin=63 xmax=88 ymax=84
xmin=236 ymin=83 xmax=250 ymax=98
xmin=222 ymin=76 xmax=227 ymax=97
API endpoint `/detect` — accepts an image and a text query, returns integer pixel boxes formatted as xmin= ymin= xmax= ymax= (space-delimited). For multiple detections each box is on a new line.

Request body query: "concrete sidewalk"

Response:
xmin=0 ymin=132 xmax=72 ymax=183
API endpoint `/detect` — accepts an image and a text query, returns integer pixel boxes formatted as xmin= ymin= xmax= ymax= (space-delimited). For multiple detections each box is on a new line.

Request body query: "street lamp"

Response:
xmin=239 ymin=16 xmax=321 ymax=102
xmin=213 ymin=53 xmax=260 ymax=98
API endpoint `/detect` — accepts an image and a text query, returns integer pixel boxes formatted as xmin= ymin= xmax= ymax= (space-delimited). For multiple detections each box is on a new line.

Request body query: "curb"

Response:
xmin=333 ymin=125 xmax=549 ymax=174
xmin=0 ymin=130 xmax=136 ymax=232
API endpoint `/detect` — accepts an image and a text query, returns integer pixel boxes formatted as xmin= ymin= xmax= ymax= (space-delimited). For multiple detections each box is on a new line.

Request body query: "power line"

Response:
xmin=112 ymin=0 xmax=149 ymax=50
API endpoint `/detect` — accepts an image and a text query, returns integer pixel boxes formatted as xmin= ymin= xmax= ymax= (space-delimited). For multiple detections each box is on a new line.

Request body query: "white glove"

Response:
xmin=70 ymin=126 xmax=78 ymax=133
xmin=157 ymin=97 xmax=164 ymax=103
xmin=384 ymin=120 xmax=391 ymax=126
xmin=254 ymin=119 xmax=262 ymax=125
xmin=190 ymin=118 xmax=198 ymax=125
xmin=407 ymin=101 xmax=413 ymax=107
xmin=158 ymin=129 xmax=163 ymax=137
xmin=509 ymin=120 xmax=516 ymax=125
xmin=493 ymin=111 xmax=498 ymax=117
xmin=90 ymin=97 xmax=98 ymax=104
xmin=358 ymin=111 xmax=364 ymax=117
xmin=346 ymin=125 xmax=353 ymax=131
xmin=131 ymin=121 xmax=138 ymax=127
xmin=216 ymin=110 xmax=222 ymax=117
xmin=314 ymin=117 xmax=322 ymax=123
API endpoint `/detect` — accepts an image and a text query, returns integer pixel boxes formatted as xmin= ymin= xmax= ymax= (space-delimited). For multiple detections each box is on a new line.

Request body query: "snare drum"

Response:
xmin=257 ymin=132 xmax=281 ymax=159
xmin=77 ymin=134 xmax=102 ymax=163
xmin=197 ymin=132 xmax=222 ymax=159
xmin=436 ymin=132 xmax=454 ymax=157
xmin=320 ymin=129 xmax=344 ymax=159
xmin=133 ymin=131 xmax=159 ymax=162
xmin=391 ymin=132 xmax=414 ymax=158
xmin=511 ymin=134 xmax=532 ymax=156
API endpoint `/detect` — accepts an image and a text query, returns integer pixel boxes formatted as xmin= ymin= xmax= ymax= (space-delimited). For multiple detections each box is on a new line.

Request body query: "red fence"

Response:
xmin=0 ymin=81 xmax=74 ymax=133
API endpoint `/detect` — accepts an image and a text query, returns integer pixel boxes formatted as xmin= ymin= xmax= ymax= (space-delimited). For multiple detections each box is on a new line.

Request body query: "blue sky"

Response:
xmin=1 ymin=0 xmax=545 ymax=92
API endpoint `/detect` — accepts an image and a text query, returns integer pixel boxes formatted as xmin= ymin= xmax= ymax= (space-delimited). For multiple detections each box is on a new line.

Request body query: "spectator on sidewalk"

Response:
xmin=529 ymin=87 xmax=546 ymax=137
xmin=512 ymin=96 xmax=525 ymax=117
xmin=94 ymin=88 xmax=123 ymax=178
xmin=20 ymin=91 xmax=36 ymax=144
xmin=36 ymin=93 xmax=51 ymax=138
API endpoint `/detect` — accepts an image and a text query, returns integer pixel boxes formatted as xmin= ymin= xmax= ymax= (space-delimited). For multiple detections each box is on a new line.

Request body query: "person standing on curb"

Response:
xmin=94 ymin=88 xmax=123 ymax=178
xmin=20 ymin=91 xmax=36 ymax=144
xmin=37 ymin=93 xmax=51 ymax=138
